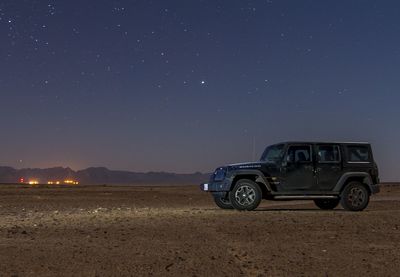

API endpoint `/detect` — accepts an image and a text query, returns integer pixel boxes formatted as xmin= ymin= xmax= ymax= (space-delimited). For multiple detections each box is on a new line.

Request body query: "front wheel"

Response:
xmin=229 ymin=179 xmax=262 ymax=211
xmin=340 ymin=182 xmax=370 ymax=211
xmin=314 ymin=199 xmax=340 ymax=210
xmin=213 ymin=194 xmax=233 ymax=209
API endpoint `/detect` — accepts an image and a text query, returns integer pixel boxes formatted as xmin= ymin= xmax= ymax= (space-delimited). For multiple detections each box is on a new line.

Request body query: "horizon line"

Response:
xmin=0 ymin=165 xmax=209 ymax=175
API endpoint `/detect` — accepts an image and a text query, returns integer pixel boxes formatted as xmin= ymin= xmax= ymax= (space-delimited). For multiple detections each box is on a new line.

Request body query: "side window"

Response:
xmin=287 ymin=145 xmax=312 ymax=163
xmin=346 ymin=145 xmax=370 ymax=162
xmin=317 ymin=145 xmax=340 ymax=163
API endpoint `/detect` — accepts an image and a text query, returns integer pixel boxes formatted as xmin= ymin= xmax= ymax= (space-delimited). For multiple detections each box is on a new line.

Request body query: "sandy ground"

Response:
xmin=0 ymin=184 xmax=399 ymax=277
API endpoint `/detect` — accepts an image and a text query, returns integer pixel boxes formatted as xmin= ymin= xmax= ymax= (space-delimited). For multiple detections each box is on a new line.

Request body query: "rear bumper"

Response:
xmin=370 ymin=184 xmax=380 ymax=194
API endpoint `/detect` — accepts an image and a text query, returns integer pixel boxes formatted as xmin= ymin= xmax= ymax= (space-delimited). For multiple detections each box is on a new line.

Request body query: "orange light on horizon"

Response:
xmin=48 ymin=180 xmax=76 ymax=185
xmin=64 ymin=180 xmax=79 ymax=185
xmin=32 ymin=180 xmax=80 ymax=185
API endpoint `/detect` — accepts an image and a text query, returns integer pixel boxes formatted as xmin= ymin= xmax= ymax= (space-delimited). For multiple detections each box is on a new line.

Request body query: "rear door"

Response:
xmin=315 ymin=144 xmax=343 ymax=190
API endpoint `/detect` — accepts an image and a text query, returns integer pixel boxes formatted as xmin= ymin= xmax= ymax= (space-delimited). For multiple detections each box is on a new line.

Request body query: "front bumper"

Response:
xmin=200 ymin=179 xmax=232 ymax=192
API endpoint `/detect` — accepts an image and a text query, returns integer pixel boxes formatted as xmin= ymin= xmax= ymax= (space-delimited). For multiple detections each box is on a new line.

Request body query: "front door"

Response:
xmin=315 ymin=144 xmax=343 ymax=190
xmin=279 ymin=144 xmax=316 ymax=191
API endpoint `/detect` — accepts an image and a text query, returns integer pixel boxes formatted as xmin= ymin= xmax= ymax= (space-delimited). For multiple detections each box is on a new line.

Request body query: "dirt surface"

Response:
xmin=0 ymin=184 xmax=399 ymax=276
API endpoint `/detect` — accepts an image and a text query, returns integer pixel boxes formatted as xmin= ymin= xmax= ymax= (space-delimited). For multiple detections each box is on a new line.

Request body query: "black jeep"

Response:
xmin=200 ymin=142 xmax=380 ymax=211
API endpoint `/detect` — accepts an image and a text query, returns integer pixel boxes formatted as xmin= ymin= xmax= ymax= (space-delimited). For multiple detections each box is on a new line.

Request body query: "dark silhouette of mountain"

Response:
xmin=0 ymin=166 xmax=209 ymax=185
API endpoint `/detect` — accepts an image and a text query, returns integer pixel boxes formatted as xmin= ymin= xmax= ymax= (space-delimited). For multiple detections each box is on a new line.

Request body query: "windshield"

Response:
xmin=260 ymin=144 xmax=285 ymax=163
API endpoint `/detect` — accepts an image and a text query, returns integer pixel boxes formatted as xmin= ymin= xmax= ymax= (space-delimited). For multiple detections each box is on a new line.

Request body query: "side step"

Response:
xmin=273 ymin=195 xmax=338 ymax=200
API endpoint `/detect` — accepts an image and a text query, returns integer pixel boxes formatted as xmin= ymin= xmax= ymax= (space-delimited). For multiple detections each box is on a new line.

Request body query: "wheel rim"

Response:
xmin=348 ymin=187 xmax=365 ymax=207
xmin=235 ymin=185 xmax=256 ymax=206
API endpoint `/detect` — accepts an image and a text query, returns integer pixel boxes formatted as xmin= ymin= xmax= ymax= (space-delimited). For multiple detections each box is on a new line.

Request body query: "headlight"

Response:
xmin=213 ymin=167 xmax=226 ymax=181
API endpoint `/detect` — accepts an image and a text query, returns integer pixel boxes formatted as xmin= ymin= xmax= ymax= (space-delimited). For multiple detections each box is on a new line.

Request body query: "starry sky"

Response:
xmin=1 ymin=1 xmax=400 ymax=180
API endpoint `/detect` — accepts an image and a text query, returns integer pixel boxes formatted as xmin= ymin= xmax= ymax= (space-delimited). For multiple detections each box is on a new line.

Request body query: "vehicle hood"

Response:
xmin=227 ymin=162 xmax=264 ymax=170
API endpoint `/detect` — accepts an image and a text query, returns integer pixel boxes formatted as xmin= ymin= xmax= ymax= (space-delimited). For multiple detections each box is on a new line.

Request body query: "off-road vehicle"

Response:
xmin=200 ymin=142 xmax=380 ymax=211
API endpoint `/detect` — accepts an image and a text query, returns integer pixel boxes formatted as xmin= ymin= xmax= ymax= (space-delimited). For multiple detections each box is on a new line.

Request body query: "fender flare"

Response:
xmin=333 ymin=172 xmax=374 ymax=193
xmin=229 ymin=170 xmax=272 ymax=192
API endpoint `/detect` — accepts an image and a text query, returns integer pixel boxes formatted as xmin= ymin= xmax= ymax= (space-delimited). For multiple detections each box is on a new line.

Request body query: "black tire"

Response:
xmin=213 ymin=194 xmax=233 ymax=209
xmin=340 ymin=181 xmax=370 ymax=211
xmin=229 ymin=179 xmax=262 ymax=211
xmin=314 ymin=199 xmax=340 ymax=210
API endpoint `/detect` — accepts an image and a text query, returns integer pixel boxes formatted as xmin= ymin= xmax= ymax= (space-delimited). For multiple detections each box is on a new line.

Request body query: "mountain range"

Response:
xmin=0 ymin=166 xmax=210 ymax=186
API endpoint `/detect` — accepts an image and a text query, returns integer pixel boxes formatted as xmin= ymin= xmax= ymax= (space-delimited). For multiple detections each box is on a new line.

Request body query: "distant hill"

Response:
xmin=0 ymin=166 xmax=210 ymax=186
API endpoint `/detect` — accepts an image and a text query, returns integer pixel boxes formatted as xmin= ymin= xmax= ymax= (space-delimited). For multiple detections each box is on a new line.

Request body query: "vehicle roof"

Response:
xmin=277 ymin=141 xmax=370 ymax=145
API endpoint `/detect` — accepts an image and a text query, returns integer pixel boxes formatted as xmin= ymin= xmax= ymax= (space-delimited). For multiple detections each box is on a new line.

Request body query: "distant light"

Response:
xmin=201 ymin=80 xmax=206 ymax=85
xmin=64 ymin=180 xmax=79 ymax=185
xmin=29 ymin=180 xmax=39 ymax=185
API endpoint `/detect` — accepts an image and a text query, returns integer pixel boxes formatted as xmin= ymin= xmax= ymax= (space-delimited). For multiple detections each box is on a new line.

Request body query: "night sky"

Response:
xmin=1 ymin=1 xmax=400 ymax=180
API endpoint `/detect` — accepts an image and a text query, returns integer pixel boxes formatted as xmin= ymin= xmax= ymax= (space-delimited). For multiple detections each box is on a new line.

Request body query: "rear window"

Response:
xmin=346 ymin=145 xmax=370 ymax=162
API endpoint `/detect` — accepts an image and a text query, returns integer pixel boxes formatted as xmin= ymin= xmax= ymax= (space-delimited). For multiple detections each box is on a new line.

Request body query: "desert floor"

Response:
xmin=0 ymin=184 xmax=399 ymax=276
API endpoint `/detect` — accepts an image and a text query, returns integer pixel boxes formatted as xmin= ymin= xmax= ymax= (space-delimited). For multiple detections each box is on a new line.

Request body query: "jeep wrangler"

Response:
xmin=200 ymin=142 xmax=380 ymax=211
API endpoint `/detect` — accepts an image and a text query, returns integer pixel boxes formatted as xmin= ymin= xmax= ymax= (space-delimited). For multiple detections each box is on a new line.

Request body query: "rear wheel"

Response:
xmin=314 ymin=199 xmax=340 ymax=210
xmin=340 ymin=181 xmax=370 ymax=211
xmin=213 ymin=194 xmax=233 ymax=209
xmin=229 ymin=179 xmax=262 ymax=211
